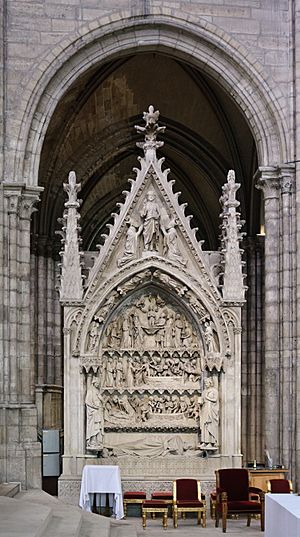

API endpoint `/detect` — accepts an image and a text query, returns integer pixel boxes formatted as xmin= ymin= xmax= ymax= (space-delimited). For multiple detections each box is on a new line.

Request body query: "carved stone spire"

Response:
xmin=219 ymin=170 xmax=246 ymax=302
xmin=135 ymin=105 xmax=166 ymax=162
xmin=58 ymin=171 xmax=84 ymax=302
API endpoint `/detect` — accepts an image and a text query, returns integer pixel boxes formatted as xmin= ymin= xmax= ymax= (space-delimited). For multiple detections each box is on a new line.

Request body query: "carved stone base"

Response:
xmin=58 ymin=453 xmax=242 ymax=505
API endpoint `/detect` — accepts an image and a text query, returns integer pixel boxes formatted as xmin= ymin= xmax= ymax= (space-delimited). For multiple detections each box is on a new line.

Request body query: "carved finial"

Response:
xmin=219 ymin=169 xmax=246 ymax=302
xmin=63 ymin=170 xmax=81 ymax=207
xmin=58 ymin=170 xmax=84 ymax=302
xmin=135 ymin=105 xmax=166 ymax=162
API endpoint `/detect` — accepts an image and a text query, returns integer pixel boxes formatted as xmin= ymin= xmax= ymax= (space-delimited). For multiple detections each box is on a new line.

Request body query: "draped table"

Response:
xmin=79 ymin=465 xmax=124 ymax=519
xmin=265 ymin=493 xmax=300 ymax=537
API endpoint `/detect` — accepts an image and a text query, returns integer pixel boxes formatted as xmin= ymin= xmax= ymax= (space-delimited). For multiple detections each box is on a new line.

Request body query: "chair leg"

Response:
xmin=202 ymin=510 xmax=206 ymax=528
xmin=247 ymin=514 xmax=251 ymax=527
xmin=215 ymin=510 xmax=219 ymax=528
xmin=163 ymin=512 xmax=168 ymax=530
xmin=142 ymin=512 xmax=146 ymax=529
xmin=173 ymin=507 xmax=178 ymax=528
xmin=221 ymin=504 xmax=227 ymax=533
xmin=123 ymin=502 xmax=127 ymax=518
xmin=197 ymin=511 xmax=201 ymax=525
xmin=261 ymin=511 xmax=265 ymax=532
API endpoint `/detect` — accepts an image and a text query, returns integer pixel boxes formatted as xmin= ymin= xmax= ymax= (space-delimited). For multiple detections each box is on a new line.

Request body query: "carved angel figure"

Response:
xmin=161 ymin=219 xmax=187 ymax=266
xmin=118 ymin=217 xmax=143 ymax=267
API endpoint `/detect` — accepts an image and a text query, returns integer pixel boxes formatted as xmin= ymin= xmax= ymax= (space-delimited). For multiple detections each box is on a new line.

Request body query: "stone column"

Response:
xmin=0 ymin=183 xmax=43 ymax=488
xmin=242 ymin=237 xmax=264 ymax=463
xmin=293 ymin=0 xmax=300 ymax=491
xmin=256 ymin=167 xmax=280 ymax=464
xmin=278 ymin=166 xmax=296 ymax=475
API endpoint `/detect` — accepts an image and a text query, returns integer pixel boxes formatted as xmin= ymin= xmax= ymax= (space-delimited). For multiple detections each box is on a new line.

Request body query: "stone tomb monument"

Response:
xmin=57 ymin=106 xmax=246 ymax=502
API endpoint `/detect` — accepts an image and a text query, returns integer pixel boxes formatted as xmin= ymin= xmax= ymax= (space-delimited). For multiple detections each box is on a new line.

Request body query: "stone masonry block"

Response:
xmin=213 ymin=16 xmax=260 ymax=34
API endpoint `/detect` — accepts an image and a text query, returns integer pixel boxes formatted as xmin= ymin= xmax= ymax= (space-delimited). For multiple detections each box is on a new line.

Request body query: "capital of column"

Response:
xmin=255 ymin=166 xmax=280 ymax=200
xmin=3 ymin=183 xmax=43 ymax=219
xmin=279 ymin=164 xmax=295 ymax=195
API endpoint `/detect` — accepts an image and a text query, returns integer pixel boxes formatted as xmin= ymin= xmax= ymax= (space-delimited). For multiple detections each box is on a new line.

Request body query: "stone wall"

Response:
xmin=0 ymin=0 xmax=299 ymax=489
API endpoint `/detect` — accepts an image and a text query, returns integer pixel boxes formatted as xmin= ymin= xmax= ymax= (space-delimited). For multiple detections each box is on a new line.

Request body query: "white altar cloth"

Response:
xmin=265 ymin=493 xmax=300 ymax=537
xmin=79 ymin=465 xmax=124 ymax=519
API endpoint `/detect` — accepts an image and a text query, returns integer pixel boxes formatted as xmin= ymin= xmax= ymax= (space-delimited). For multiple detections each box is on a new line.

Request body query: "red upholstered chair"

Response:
xmin=215 ymin=468 xmax=264 ymax=533
xmin=173 ymin=478 xmax=206 ymax=528
xmin=267 ymin=479 xmax=293 ymax=493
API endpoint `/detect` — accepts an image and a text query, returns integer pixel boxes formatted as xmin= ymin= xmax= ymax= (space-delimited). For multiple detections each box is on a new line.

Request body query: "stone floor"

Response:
xmin=126 ymin=515 xmax=264 ymax=536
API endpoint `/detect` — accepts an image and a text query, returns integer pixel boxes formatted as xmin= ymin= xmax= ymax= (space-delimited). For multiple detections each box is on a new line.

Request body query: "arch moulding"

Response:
xmin=13 ymin=9 xmax=288 ymax=186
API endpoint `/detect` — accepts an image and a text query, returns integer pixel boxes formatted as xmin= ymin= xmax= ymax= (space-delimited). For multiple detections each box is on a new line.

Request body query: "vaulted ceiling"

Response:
xmin=37 ymin=52 xmax=259 ymax=254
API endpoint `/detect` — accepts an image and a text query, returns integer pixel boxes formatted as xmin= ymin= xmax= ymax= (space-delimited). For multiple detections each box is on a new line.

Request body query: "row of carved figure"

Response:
xmin=99 ymin=354 xmax=202 ymax=388
xmin=118 ymin=190 xmax=187 ymax=267
xmin=85 ymin=376 xmax=219 ymax=452
xmin=104 ymin=392 xmax=199 ymax=424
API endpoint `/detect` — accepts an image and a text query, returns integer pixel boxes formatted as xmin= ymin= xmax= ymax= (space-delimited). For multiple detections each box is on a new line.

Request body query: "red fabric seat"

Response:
xmin=226 ymin=500 xmax=262 ymax=512
xmin=143 ymin=500 xmax=169 ymax=508
xmin=215 ymin=469 xmax=264 ymax=533
xmin=177 ymin=500 xmax=204 ymax=507
xmin=151 ymin=491 xmax=173 ymax=500
xmin=123 ymin=491 xmax=146 ymax=499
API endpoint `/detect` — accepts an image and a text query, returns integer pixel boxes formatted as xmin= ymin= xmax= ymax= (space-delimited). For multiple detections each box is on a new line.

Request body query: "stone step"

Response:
xmin=0 ymin=481 xmax=21 ymax=497
xmin=16 ymin=489 xmax=112 ymax=537
xmin=110 ymin=519 xmax=139 ymax=537
xmin=1 ymin=489 xmax=137 ymax=537
xmin=0 ymin=496 xmax=52 ymax=537
xmin=17 ymin=490 xmax=84 ymax=537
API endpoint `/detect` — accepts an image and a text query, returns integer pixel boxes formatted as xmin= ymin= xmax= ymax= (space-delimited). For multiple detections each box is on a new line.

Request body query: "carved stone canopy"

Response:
xmin=59 ymin=107 xmax=244 ymax=464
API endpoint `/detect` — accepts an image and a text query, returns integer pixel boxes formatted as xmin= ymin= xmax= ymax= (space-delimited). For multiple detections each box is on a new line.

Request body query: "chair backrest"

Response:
xmin=216 ymin=468 xmax=250 ymax=501
xmin=173 ymin=479 xmax=200 ymax=502
xmin=267 ymin=479 xmax=292 ymax=493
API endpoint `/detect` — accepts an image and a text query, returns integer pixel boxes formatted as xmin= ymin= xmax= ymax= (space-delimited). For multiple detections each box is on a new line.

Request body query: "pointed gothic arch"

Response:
xmin=11 ymin=10 xmax=288 ymax=187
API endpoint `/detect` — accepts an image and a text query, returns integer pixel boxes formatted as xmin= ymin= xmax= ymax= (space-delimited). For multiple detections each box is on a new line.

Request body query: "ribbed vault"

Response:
xmin=36 ymin=52 xmax=258 ymax=253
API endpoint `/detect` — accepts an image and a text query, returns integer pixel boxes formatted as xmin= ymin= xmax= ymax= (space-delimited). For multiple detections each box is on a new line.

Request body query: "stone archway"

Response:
xmin=11 ymin=11 xmax=288 ymax=187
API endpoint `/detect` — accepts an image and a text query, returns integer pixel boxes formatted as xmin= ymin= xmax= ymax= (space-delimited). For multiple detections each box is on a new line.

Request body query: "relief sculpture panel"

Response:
xmin=83 ymin=287 xmax=221 ymax=453
xmin=102 ymin=291 xmax=198 ymax=350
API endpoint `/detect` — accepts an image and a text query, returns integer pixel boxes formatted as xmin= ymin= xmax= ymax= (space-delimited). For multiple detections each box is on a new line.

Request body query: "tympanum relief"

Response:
xmin=103 ymin=292 xmax=197 ymax=350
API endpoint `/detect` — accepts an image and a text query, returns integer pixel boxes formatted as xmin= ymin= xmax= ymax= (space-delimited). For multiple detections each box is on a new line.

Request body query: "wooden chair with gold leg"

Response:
xmin=215 ymin=468 xmax=264 ymax=533
xmin=173 ymin=478 xmax=206 ymax=528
